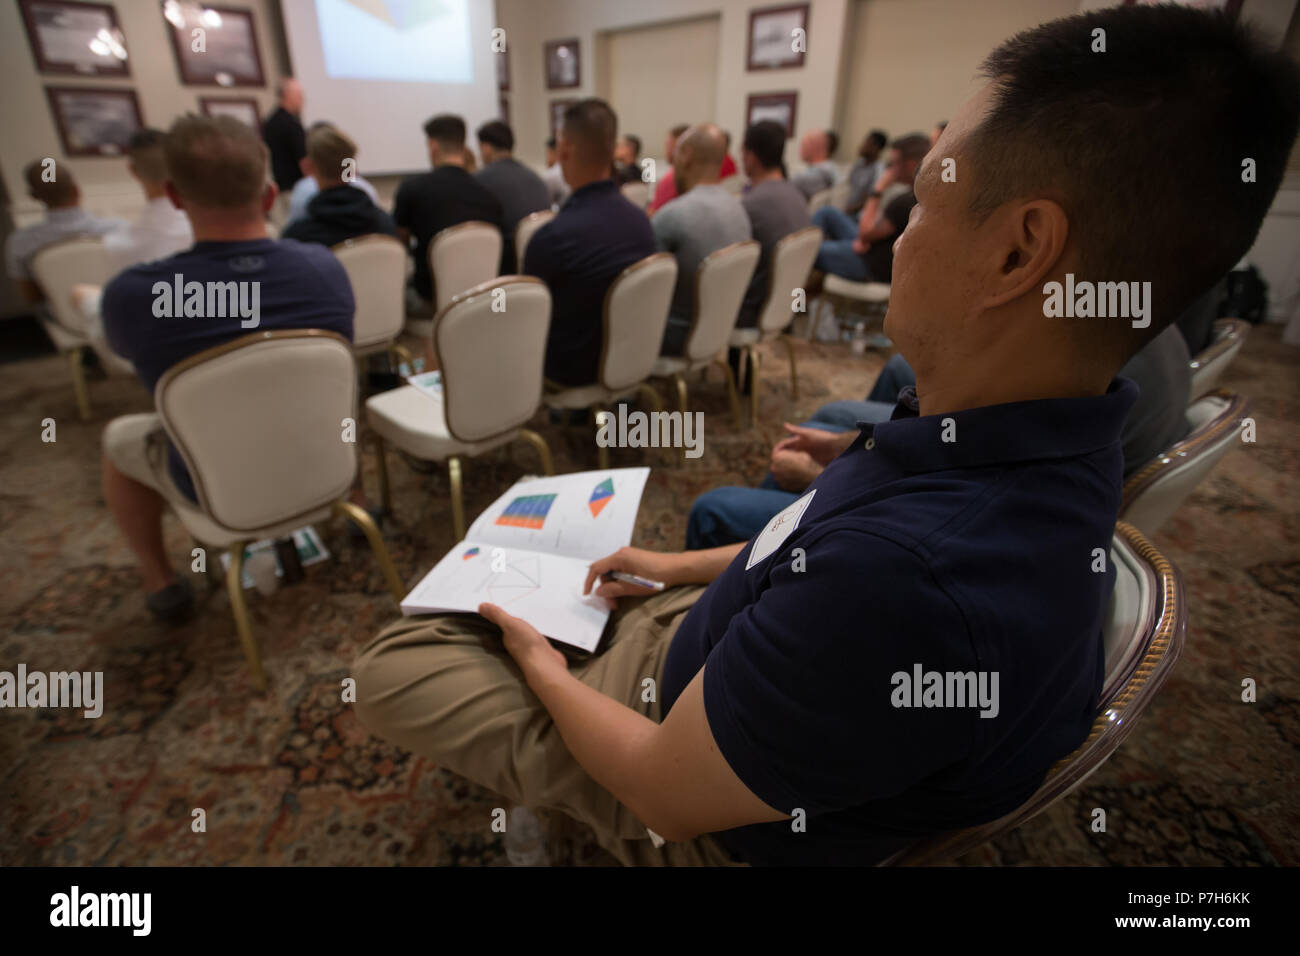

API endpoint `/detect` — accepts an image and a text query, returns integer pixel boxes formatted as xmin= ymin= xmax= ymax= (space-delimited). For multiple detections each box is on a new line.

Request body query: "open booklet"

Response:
xmin=400 ymin=467 xmax=651 ymax=653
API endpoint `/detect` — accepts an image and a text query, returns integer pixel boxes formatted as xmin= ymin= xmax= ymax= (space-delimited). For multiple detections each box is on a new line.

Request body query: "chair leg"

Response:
xmin=637 ymin=383 xmax=671 ymax=466
xmin=372 ymin=434 xmax=392 ymax=513
xmin=783 ymin=334 xmax=799 ymax=401
xmin=517 ymin=428 xmax=554 ymax=475
xmin=390 ymin=342 xmax=415 ymax=372
xmin=673 ymin=374 xmax=689 ymax=415
xmin=333 ymin=499 xmax=405 ymax=602
xmin=714 ymin=358 xmax=742 ymax=428
xmin=448 ymin=456 xmax=465 ymax=540
xmin=68 ymin=348 xmax=91 ymax=421
xmin=225 ymin=541 xmax=267 ymax=693
xmin=748 ymin=346 xmax=760 ymax=428
xmin=591 ymin=405 xmax=610 ymax=470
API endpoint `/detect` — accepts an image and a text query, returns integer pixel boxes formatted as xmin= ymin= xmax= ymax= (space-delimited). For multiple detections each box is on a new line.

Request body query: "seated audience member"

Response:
xmin=652 ymin=123 xmax=754 ymax=355
xmin=99 ymin=115 xmax=356 ymax=623
xmin=811 ymin=133 xmax=928 ymax=283
xmin=731 ymin=120 xmax=813 ymax=390
xmin=284 ymin=122 xmax=382 ymax=228
xmin=351 ymin=6 xmax=1299 ymax=867
xmin=5 ymin=163 xmax=124 ymax=303
xmin=104 ymin=129 xmax=194 ymax=274
xmin=523 ymin=99 xmax=656 ymax=387
xmin=689 ymin=322 xmax=1195 ymax=549
xmin=474 ymin=120 xmax=551 ymax=272
xmin=281 ymin=124 xmax=396 ymax=247
xmin=648 ymin=124 xmax=689 ymax=213
xmin=844 ymin=129 xmax=889 ymax=216
xmin=542 ymin=137 xmax=570 ymax=208
xmin=613 ymin=134 xmax=643 ymax=186
xmin=393 ymin=114 xmax=502 ymax=312
xmin=790 ymin=129 xmax=839 ymax=200
xmin=720 ymin=130 xmax=738 ymax=180
xmin=930 ymin=120 xmax=948 ymax=149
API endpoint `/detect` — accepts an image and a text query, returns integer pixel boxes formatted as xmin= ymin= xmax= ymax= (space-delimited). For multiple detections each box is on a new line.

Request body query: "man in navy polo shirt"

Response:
xmin=522 ymin=98 xmax=656 ymax=386
xmin=101 ymin=114 xmax=353 ymax=624
xmin=352 ymin=6 xmax=1299 ymax=865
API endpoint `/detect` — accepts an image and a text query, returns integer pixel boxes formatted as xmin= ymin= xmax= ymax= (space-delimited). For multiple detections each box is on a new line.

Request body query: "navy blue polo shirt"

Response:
xmin=660 ymin=379 xmax=1138 ymax=865
xmin=102 ymin=238 xmax=354 ymax=501
xmin=522 ymin=179 xmax=656 ymax=386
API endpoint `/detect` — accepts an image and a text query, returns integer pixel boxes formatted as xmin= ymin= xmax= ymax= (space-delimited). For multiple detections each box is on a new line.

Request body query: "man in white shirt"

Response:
xmin=5 ymin=162 xmax=124 ymax=303
xmin=103 ymin=128 xmax=193 ymax=273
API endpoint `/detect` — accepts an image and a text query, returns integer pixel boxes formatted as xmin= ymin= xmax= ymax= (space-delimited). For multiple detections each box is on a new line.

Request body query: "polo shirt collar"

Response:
xmin=865 ymin=377 xmax=1139 ymax=473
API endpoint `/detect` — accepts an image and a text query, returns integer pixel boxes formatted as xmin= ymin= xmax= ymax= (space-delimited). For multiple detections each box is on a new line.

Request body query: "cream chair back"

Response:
xmin=1189 ymin=319 xmax=1249 ymax=399
xmin=155 ymin=330 xmax=358 ymax=533
xmin=29 ymin=236 xmax=112 ymax=337
xmin=600 ymin=253 xmax=678 ymax=392
xmin=755 ymin=227 xmax=822 ymax=335
xmin=682 ymin=240 xmax=761 ymax=362
xmin=429 ymin=221 xmax=502 ymax=312
xmin=514 ymin=210 xmax=556 ymax=267
xmin=620 ymin=181 xmax=650 ymax=209
xmin=436 ymin=277 xmax=551 ymax=443
xmin=332 ymin=234 xmax=406 ymax=350
xmin=1121 ymin=390 xmax=1251 ymax=537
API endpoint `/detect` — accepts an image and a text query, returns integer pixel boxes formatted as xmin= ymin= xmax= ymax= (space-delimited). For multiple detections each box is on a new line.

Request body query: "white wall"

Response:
xmin=495 ymin=0 xmax=853 ymax=172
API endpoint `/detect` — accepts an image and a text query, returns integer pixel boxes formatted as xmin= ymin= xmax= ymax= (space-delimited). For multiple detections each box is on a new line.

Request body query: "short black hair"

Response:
xmin=967 ymin=4 xmax=1300 ymax=357
xmin=477 ymin=120 xmax=514 ymax=152
xmin=562 ymin=98 xmax=617 ymax=165
xmin=743 ymin=120 xmax=787 ymax=172
xmin=891 ymin=133 xmax=930 ymax=164
xmin=623 ymin=134 xmax=642 ymax=157
xmin=423 ymin=113 xmax=466 ymax=149
xmin=868 ymin=129 xmax=888 ymax=150
xmin=825 ymin=129 xmax=839 ymax=156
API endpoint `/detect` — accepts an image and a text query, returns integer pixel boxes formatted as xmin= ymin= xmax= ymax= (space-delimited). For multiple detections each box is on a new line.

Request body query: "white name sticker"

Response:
xmin=746 ymin=489 xmax=816 ymax=570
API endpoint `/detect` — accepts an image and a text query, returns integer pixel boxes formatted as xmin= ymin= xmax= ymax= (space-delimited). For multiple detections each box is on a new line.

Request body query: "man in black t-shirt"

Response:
xmin=393 ymin=114 xmax=502 ymax=311
xmin=262 ymin=78 xmax=307 ymax=194
xmin=811 ymin=133 xmax=929 ymax=283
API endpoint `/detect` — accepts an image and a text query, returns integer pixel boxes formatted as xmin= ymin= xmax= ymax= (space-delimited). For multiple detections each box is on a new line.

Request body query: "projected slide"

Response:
xmin=316 ymin=0 xmax=473 ymax=84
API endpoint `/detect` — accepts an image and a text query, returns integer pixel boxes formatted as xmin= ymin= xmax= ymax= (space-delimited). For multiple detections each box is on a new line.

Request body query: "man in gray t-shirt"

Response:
xmin=738 ymin=120 xmax=813 ymax=328
xmin=653 ymin=123 xmax=752 ymax=356
xmin=475 ymin=121 xmax=551 ymax=272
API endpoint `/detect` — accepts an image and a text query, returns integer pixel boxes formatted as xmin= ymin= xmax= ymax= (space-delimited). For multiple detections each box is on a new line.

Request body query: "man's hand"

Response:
xmin=851 ymin=237 xmax=870 ymax=255
xmin=774 ymin=423 xmax=856 ymax=467
xmin=769 ymin=448 xmax=823 ymax=492
xmin=479 ymin=602 xmax=568 ymax=680
xmin=584 ymin=547 xmax=685 ymax=602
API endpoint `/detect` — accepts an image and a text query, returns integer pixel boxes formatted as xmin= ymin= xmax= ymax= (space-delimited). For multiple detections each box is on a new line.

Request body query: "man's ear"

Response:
xmin=262 ymin=181 xmax=278 ymax=214
xmin=164 ymin=181 xmax=184 ymax=210
xmin=981 ymin=198 xmax=1069 ymax=310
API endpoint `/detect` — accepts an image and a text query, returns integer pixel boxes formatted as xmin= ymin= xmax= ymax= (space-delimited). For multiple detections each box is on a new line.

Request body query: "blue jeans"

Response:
xmin=685 ymin=399 xmax=894 ymax=549
xmin=867 ymin=354 xmax=916 ymax=404
xmin=812 ymin=206 xmax=870 ymax=281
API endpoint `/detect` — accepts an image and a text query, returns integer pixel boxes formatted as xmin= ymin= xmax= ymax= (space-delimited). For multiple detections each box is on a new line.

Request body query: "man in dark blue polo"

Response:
xmin=351 ymin=6 xmax=1299 ymax=865
xmin=521 ymin=98 xmax=656 ymax=386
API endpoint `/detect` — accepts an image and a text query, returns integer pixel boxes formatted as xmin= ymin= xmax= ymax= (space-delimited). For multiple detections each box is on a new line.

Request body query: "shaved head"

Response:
xmin=673 ymin=123 xmax=727 ymax=190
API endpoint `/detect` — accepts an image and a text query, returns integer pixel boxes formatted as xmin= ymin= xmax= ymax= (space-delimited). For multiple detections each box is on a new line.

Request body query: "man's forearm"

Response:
xmin=673 ymin=542 xmax=746 ymax=585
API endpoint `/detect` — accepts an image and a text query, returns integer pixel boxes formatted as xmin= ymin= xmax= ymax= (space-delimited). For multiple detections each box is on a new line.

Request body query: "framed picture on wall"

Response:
xmin=19 ymin=0 xmax=130 ymax=77
xmin=747 ymin=3 xmax=810 ymax=72
xmin=45 ymin=85 xmax=143 ymax=157
xmin=745 ymin=91 xmax=798 ymax=137
xmin=199 ymin=95 xmax=260 ymax=129
xmin=549 ymin=98 xmax=578 ymax=140
xmin=162 ymin=2 xmax=265 ymax=87
xmin=544 ymin=38 xmax=581 ymax=90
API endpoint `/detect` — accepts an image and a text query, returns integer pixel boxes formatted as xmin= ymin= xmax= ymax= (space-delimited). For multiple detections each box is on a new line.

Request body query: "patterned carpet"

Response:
xmin=1 ymin=322 xmax=1297 ymax=866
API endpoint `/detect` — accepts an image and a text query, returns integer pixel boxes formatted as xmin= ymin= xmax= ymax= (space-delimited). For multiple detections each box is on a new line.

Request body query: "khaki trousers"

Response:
xmin=352 ymin=585 xmax=743 ymax=866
